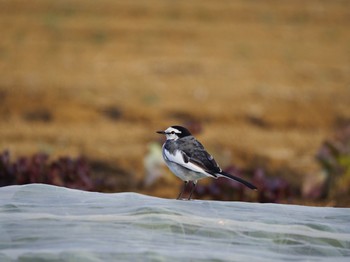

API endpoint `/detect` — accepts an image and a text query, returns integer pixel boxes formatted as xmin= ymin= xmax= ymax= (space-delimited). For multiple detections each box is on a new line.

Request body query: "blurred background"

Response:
xmin=0 ymin=0 xmax=349 ymax=206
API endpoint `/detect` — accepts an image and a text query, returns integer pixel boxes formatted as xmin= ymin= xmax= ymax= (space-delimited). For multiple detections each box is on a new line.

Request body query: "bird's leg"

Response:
xmin=177 ymin=181 xmax=188 ymax=200
xmin=188 ymin=181 xmax=197 ymax=200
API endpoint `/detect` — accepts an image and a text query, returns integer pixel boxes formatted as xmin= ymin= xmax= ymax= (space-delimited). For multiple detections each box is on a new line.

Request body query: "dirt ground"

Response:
xmin=0 ymin=0 xmax=349 ymax=203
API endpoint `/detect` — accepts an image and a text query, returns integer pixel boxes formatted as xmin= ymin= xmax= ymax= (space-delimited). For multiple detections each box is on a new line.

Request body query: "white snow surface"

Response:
xmin=0 ymin=184 xmax=349 ymax=261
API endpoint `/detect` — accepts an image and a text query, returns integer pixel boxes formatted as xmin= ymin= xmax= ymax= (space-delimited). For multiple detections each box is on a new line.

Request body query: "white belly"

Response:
xmin=165 ymin=160 xmax=209 ymax=182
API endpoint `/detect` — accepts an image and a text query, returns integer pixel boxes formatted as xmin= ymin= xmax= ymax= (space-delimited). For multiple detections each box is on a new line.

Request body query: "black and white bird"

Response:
xmin=157 ymin=125 xmax=257 ymax=200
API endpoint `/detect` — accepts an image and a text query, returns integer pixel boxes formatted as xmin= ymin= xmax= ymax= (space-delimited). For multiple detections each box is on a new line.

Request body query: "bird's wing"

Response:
xmin=164 ymin=144 xmax=221 ymax=178
xmin=164 ymin=149 xmax=207 ymax=174
xmin=186 ymin=149 xmax=221 ymax=177
xmin=183 ymin=149 xmax=258 ymax=190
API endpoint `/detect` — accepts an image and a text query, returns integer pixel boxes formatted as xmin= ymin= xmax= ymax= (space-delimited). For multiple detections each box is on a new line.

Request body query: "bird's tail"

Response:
xmin=219 ymin=172 xmax=257 ymax=190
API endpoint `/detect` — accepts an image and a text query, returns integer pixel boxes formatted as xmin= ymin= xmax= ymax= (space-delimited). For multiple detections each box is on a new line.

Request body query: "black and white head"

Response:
xmin=157 ymin=125 xmax=192 ymax=141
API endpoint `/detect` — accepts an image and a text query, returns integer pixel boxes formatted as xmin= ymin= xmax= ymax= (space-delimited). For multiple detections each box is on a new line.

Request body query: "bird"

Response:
xmin=156 ymin=125 xmax=257 ymax=200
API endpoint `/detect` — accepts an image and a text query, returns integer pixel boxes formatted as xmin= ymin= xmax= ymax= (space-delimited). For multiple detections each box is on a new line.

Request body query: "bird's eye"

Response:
xmin=171 ymin=131 xmax=175 ymax=134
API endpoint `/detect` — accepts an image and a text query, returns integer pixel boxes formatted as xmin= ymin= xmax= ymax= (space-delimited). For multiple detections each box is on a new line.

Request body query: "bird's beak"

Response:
xmin=156 ymin=130 xmax=166 ymax=134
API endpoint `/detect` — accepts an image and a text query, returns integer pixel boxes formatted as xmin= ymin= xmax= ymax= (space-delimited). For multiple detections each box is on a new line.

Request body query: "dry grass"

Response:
xmin=0 ymin=0 xmax=349 ymax=197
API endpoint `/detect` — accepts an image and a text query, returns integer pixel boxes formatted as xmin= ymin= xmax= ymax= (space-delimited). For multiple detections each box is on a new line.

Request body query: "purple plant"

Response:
xmin=194 ymin=165 xmax=293 ymax=203
xmin=0 ymin=150 xmax=94 ymax=190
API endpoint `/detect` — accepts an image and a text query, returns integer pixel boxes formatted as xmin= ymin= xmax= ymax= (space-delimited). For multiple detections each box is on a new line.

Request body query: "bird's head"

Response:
xmin=156 ymin=125 xmax=192 ymax=141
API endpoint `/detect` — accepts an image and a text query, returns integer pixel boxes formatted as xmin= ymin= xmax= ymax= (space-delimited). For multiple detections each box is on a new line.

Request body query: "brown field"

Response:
xmin=1 ymin=0 xmax=349 ymax=204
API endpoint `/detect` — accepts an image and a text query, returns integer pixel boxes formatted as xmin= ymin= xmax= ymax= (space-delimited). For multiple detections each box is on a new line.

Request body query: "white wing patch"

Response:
xmin=164 ymin=149 xmax=212 ymax=177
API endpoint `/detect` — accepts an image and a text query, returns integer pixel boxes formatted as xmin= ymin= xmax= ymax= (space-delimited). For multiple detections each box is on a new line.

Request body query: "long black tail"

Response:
xmin=220 ymin=172 xmax=257 ymax=190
